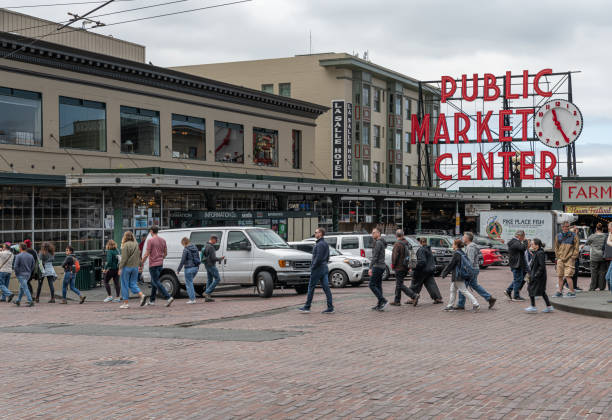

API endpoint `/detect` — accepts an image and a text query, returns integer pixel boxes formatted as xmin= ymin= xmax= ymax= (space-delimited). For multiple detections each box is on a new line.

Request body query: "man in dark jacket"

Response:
xmin=390 ymin=229 xmax=419 ymax=306
xmin=202 ymin=235 xmax=224 ymax=302
xmin=504 ymin=230 xmax=528 ymax=301
xmin=299 ymin=227 xmax=334 ymax=313
xmin=410 ymin=237 xmax=444 ymax=304
xmin=14 ymin=243 xmax=35 ymax=307
xmin=368 ymin=227 xmax=388 ymax=311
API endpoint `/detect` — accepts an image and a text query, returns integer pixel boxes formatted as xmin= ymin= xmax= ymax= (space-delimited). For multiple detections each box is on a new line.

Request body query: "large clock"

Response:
xmin=534 ymin=99 xmax=583 ymax=148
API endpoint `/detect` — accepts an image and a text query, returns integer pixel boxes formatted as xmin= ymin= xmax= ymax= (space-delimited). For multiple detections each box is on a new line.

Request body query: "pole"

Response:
xmin=455 ymin=200 xmax=460 ymax=235
xmin=416 ymin=199 xmax=422 ymax=232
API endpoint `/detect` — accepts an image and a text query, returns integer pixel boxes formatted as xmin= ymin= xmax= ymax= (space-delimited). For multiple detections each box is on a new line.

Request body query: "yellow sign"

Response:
xmin=565 ymin=205 xmax=612 ymax=215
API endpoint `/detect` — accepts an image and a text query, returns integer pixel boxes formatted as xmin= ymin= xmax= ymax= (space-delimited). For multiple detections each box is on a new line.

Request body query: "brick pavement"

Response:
xmin=0 ymin=265 xmax=610 ymax=419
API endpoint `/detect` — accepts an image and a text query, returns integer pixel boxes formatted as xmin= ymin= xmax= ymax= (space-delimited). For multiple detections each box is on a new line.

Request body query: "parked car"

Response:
xmin=471 ymin=235 xmax=509 ymax=266
xmin=288 ymin=241 xmax=370 ymax=287
xmin=141 ymin=227 xmax=313 ymax=298
xmin=578 ymin=245 xmax=591 ymax=275
xmin=480 ymin=248 xmax=503 ymax=268
xmin=303 ymin=233 xmax=395 ymax=281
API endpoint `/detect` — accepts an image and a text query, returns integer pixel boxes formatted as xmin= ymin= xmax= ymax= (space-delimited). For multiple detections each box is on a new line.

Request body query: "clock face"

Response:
xmin=534 ymin=99 xmax=583 ymax=148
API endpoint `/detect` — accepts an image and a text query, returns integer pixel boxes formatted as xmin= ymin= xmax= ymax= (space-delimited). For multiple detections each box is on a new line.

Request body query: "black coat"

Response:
xmin=507 ymin=238 xmax=528 ymax=270
xmin=528 ymin=249 xmax=547 ymax=296
xmin=441 ymin=250 xmax=463 ymax=282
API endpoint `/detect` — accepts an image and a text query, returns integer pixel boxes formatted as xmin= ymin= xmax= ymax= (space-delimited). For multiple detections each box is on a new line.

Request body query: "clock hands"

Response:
xmin=551 ymin=109 xmax=570 ymax=143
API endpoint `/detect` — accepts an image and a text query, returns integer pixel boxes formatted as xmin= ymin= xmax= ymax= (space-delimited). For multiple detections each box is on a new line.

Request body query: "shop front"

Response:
xmin=562 ymin=178 xmax=612 ymax=228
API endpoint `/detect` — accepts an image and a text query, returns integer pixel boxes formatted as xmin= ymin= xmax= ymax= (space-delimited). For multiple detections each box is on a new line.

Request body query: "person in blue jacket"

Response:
xmin=299 ymin=227 xmax=334 ymax=314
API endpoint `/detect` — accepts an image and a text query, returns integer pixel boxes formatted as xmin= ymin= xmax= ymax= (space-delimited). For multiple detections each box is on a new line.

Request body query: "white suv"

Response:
xmin=288 ymin=241 xmax=370 ymax=287
xmin=141 ymin=227 xmax=312 ymax=298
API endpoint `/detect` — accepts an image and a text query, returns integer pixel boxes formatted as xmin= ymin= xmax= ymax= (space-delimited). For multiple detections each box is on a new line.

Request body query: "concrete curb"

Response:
xmin=551 ymin=292 xmax=612 ymax=319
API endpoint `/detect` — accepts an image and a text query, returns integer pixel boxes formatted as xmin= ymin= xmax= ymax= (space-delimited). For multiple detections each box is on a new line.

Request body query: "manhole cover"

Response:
xmin=94 ymin=359 xmax=135 ymax=366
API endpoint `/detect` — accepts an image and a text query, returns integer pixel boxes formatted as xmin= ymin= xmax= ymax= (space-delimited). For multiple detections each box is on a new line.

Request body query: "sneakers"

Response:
xmin=13 ymin=300 xmax=20 ymax=307
xmin=488 ymin=297 xmax=497 ymax=309
xmin=112 ymin=298 xmax=121 ymax=303
xmin=433 ymin=299 xmax=444 ymax=304
xmin=60 ymin=299 xmax=67 ymax=304
xmin=512 ymin=296 xmax=526 ymax=302
xmin=542 ymin=306 xmax=554 ymax=313
xmin=524 ymin=306 xmax=538 ymax=313
xmin=504 ymin=290 xmax=512 ymax=300
xmin=321 ymin=308 xmax=335 ymax=314
xmin=79 ymin=295 xmax=86 ymax=304
xmin=146 ymin=301 xmax=155 ymax=306
xmin=413 ymin=294 xmax=420 ymax=307
xmin=165 ymin=297 xmax=175 ymax=307
xmin=454 ymin=307 xmax=465 ymax=311
xmin=443 ymin=306 xmax=456 ymax=312
xmin=389 ymin=302 xmax=401 ymax=306
xmin=186 ymin=300 xmax=196 ymax=304
xmin=377 ymin=300 xmax=389 ymax=312
xmin=204 ymin=294 xmax=215 ymax=302
xmin=103 ymin=296 xmax=113 ymax=303
xmin=48 ymin=298 xmax=55 ymax=303
xmin=119 ymin=303 xmax=129 ymax=309
xmin=371 ymin=305 xmax=380 ymax=311
xmin=26 ymin=301 xmax=34 ymax=307
xmin=7 ymin=294 xmax=13 ymax=303
xmin=472 ymin=305 xmax=480 ymax=313
xmin=564 ymin=292 xmax=576 ymax=298
xmin=298 ymin=306 xmax=310 ymax=313
xmin=139 ymin=294 xmax=148 ymax=307
xmin=553 ymin=292 xmax=563 ymax=298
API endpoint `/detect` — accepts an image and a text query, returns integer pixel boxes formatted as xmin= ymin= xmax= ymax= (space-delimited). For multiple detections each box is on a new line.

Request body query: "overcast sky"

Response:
xmin=4 ymin=0 xmax=611 ymax=188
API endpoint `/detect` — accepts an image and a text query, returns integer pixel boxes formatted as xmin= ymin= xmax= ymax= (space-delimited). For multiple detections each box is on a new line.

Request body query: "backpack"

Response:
xmin=401 ymin=240 xmax=411 ymax=268
xmin=73 ymin=258 xmax=81 ymax=273
xmin=456 ymin=250 xmax=475 ymax=281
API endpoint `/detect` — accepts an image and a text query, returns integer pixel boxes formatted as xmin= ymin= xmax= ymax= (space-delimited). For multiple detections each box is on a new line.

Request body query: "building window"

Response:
xmin=405 ymin=165 xmax=411 ymax=186
xmin=373 ymin=161 xmax=380 ymax=183
xmin=373 ymin=88 xmax=380 ymax=112
xmin=388 ymin=165 xmax=394 ymax=184
xmin=362 ymin=122 xmax=370 ymax=145
xmin=279 ymin=83 xmax=291 ymax=97
xmin=362 ymin=84 xmax=370 ymax=106
xmin=362 ymin=161 xmax=370 ymax=182
xmin=395 ymin=129 xmax=402 ymax=151
xmin=395 ymin=95 xmax=402 ymax=115
xmin=253 ymin=127 xmax=278 ymax=167
xmin=172 ymin=114 xmax=205 ymax=160
xmin=395 ymin=165 xmax=402 ymax=185
xmin=0 ymin=86 xmax=42 ymax=146
xmin=292 ymin=130 xmax=301 ymax=169
xmin=214 ymin=121 xmax=244 ymax=163
xmin=261 ymin=84 xmax=273 ymax=94
xmin=59 ymin=96 xmax=106 ymax=151
xmin=405 ymin=131 xmax=411 ymax=153
xmin=373 ymin=125 xmax=380 ymax=148
xmin=405 ymin=97 xmax=412 ymax=119
xmin=389 ymin=93 xmax=395 ymax=113
xmin=120 ymin=106 xmax=160 ymax=155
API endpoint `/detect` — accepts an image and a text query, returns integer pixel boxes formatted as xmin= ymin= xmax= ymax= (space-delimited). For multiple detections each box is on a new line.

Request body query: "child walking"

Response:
xmin=525 ymin=238 xmax=554 ymax=313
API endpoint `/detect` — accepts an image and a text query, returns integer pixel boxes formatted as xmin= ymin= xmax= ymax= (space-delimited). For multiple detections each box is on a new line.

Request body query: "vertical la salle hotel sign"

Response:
xmin=332 ymin=100 xmax=345 ymax=179
xmin=346 ymin=103 xmax=353 ymax=179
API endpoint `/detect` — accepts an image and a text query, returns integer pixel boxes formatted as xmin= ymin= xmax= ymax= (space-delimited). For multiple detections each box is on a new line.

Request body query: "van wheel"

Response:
xmin=329 ymin=269 xmax=348 ymax=288
xmin=194 ymin=285 xmax=205 ymax=297
xmin=294 ymin=285 xmax=308 ymax=294
xmin=382 ymin=266 xmax=390 ymax=281
xmin=256 ymin=271 xmax=274 ymax=298
xmin=160 ymin=274 xmax=180 ymax=298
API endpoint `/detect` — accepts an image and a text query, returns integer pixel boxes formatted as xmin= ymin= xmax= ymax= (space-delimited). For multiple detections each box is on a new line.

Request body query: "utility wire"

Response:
xmin=57 ymin=0 xmax=115 ymax=30
xmin=4 ymin=0 xmax=135 ymax=8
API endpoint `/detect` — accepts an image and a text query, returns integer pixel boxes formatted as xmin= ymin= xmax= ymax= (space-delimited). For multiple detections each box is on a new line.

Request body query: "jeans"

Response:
xmin=369 ymin=266 xmax=386 ymax=305
xmin=457 ymin=269 xmax=491 ymax=308
xmin=36 ymin=276 xmax=55 ymax=300
xmin=16 ymin=274 xmax=33 ymax=303
xmin=607 ymin=261 xmax=612 ymax=294
xmin=205 ymin=265 xmax=221 ymax=295
xmin=394 ymin=270 xmax=416 ymax=303
xmin=303 ymin=265 xmax=333 ymax=309
xmin=448 ymin=280 xmax=478 ymax=307
xmin=0 ymin=272 xmax=13 ymax=300
xmin=62 ymin=271 xmax=81 ymax=299
xmin=183 ymin=266 xmax=199 ymax=301
xmin=120 ymin=266 xmax=141 ymax=301
xmin=507 ymin=268 xmax=525 ymax=298
xmin=149 ymin=265 xmax=170 ymax=302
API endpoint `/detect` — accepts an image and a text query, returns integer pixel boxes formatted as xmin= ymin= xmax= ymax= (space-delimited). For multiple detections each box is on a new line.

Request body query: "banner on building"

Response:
xmin=565 ymin=205 xmax=612 ymax=215
xmin=332 ymin=100 xmax=345 ymax=179
xmin=346 ymin=103 xmax=353 ymax=180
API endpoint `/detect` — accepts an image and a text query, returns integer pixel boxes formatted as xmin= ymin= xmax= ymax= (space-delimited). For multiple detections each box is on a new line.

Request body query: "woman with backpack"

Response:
xmin=103 ymin=239 xmax=121 ymax=303
xmin=60 ymin=245 xmax=86 ymax=304
xmin=176 ymin=237 xmax=200 ymax=304
xmin=440 ymin=239 xmax=480 ymax=312
xmin=524 ymin=238 xmax=554 ymax=313
xmin=36 ymin=242 xmax=57 ymax=303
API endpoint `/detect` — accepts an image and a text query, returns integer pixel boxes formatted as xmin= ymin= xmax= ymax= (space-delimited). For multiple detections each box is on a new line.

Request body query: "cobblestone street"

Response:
xmin=0 ymin=266 xmax=610 ymax=419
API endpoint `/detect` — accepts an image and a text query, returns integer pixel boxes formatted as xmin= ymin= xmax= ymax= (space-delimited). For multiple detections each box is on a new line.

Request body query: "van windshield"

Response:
xmin=247 ymin=229 xmax=290 ymax=249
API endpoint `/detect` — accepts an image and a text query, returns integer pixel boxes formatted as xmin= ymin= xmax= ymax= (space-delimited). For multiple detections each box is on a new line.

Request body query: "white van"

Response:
xmin=141 ymin=227 xmax=313 ymax=298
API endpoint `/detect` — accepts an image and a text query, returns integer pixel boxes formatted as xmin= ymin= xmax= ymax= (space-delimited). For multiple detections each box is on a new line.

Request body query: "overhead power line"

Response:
xmin=4 ymin=0 xmax=136 ymax=8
